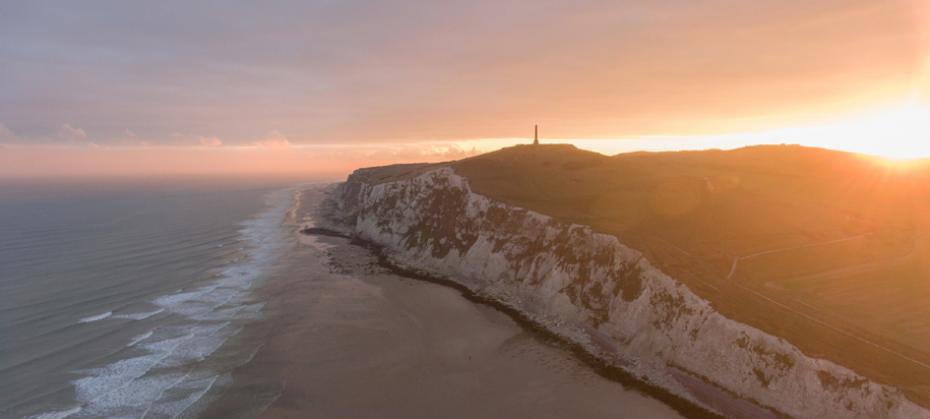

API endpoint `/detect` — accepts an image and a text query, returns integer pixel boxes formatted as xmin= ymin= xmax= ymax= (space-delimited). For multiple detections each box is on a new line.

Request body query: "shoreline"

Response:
xmin=203 ymin=184 xmax=690 ymax=419
xmin=300 ymin=226 xmax=723 ymax=419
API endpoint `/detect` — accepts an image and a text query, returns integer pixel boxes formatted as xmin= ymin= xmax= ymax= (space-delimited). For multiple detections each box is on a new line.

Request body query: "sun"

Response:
xmin=802 ymin=103 xmax=930 ymax=160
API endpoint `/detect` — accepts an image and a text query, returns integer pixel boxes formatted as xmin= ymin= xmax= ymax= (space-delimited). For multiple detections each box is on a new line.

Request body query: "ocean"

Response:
xmin=0 ymin=178 xmax=300 ymax=418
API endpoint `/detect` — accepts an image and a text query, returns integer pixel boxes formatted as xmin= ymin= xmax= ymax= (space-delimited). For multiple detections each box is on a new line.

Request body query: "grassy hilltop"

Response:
xmin=451 ymin=144 xmax=930 ymax=407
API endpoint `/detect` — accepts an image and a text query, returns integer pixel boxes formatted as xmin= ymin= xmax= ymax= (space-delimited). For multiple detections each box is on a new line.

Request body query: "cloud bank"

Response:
xmin=1 ymin=1 xmax=926 ymax=147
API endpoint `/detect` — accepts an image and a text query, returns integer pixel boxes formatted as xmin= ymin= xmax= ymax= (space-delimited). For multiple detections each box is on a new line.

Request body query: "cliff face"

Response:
xmin=328 ymin=166 xmax=929 ymax=419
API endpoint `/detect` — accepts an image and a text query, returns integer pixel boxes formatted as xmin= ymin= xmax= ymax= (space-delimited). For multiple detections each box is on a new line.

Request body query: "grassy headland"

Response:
xmin=449 ymin=144 xmax=930 ymax=407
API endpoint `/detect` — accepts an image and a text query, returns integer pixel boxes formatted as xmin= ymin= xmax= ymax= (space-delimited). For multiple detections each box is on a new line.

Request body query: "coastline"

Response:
xmin=201 ymin=184 xmax=690 ymax=419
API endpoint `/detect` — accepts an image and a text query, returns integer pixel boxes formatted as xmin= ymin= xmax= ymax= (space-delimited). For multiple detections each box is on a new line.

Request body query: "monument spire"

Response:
xmin=533 ymin=124 xmax=539 ymax=145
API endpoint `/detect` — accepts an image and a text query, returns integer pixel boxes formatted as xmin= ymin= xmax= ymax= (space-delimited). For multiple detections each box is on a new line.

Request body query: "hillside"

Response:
xmin=451 ymin=144 xmax=930 ymax=407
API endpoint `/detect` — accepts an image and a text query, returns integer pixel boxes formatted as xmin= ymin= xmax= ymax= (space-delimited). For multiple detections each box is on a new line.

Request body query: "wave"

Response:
xmin=77 ymin=311 xmax=112 ymax=323
xmin=70 ymin=324 xmax=236 ymax=416
xmin=127 ymin=331 xmax=153 ymax=347
xmin=29 ymin=187 xmax=296 ymax=418
xmin=24 ymin=406 xmax=81 ymax=419
xmin=115 ymin=308 xmax=165 ymax=321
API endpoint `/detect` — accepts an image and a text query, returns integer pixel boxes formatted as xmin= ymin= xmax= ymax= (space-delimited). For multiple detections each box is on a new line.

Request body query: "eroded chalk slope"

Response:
xmin=329 ymin=166 xmax=928 ymax=419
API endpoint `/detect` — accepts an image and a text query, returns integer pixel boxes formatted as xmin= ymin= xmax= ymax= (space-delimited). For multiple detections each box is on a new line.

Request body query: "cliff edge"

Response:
xmin=322 ymin=145 xmax=930 ymax=418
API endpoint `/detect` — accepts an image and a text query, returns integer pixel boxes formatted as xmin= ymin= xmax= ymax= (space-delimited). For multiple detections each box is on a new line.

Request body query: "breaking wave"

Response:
xmin=76 ymin=311 xmax=112 ymax=324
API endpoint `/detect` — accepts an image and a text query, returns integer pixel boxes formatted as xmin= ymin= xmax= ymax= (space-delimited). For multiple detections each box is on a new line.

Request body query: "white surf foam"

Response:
xmin=38 ymin=187 xmax=296 ymax=419
xmin=115 ymin=308 xmax=165 ymax=321
xmin=142 ymin=371 xmax=229 ymax=418
xmin=69 ymin=324 xmax=239 ymax=416
xmin=77 ymin=311 xmax=112 ymax=323
xmin=127 ymin=331 xmax=153 ymax=347
xmin=24 ymin=406 xmax=81 ymax=419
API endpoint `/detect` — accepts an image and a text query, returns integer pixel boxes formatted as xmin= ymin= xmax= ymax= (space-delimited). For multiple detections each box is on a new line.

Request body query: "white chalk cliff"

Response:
xmin=326 ymin=166 xmax=929 ymax=419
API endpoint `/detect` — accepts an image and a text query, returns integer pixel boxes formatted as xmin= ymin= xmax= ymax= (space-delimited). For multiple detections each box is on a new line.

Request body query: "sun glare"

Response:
xmin=787 ymin=103 xmax=930 ymax=160
xmin=524 ymin=102 xmax=930 ymax=163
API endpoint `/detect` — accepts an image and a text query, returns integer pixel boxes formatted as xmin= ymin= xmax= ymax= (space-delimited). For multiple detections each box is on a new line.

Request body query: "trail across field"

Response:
xmin=726 ymin=233 xmax=874 ymax=280
xmin=722 ymin=231 xmax=930 ymax=372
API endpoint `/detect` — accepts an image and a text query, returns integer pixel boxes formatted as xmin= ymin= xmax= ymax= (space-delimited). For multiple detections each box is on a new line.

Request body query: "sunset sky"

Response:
xmin=1 ymin=1 xmax=929 ymax=177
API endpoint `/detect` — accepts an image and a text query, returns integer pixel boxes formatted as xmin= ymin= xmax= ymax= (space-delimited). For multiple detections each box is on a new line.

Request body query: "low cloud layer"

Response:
xmin=197 ymin=136 xmax=222 ymax=147
xmin=254 ymin=131 xmax=290 ymax=149
xmin=0 ymin=138 xmax=488 ymax=178
xmin=0 ymin=123 xmax=17 ymax=143
xmin=0 ymin=122 xmax=100 ymax=148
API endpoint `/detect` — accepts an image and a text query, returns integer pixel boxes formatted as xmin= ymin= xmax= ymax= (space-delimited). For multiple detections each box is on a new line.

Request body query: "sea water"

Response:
xmin=0 ymin=177 xmax=300 ymax=418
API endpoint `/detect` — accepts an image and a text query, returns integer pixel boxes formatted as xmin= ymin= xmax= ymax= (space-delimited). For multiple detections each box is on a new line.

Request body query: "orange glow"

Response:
xmin=777 ymin=103 xmax=930 ymax=160
xmin=525 ymin=101 xmax=930 ymax=161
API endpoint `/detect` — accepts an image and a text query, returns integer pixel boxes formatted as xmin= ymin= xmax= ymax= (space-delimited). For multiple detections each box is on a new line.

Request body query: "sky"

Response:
xmin=1 ymin=1 xmax=929 ymax=177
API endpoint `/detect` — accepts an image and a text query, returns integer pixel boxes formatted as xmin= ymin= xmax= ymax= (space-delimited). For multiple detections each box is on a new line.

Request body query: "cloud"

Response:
xmin=0 ymin=122 xmax=101 ymax=147
xmin=198 ymin=136 xmax=223 ymax=147
xmin=57 ymin=123 xmax=105 ymax=148
xmin=57 ymin=123 xmax=88 ymax=143
xmin=0 ymin=2 xmax=923 ymax=145
xmin=329 ymin=141 xmax=483 ymax=165
xmin=116 ymin=128 xmax=156 ymax=147
xmin=417 ymin=144 xmax=480 ymax=160
xmin=0 ymin=123 xmax=20 ymax=143
xmin=254 ymin=130 xmax=290 ymax=149
xmin=123 ymin=129 xmax=139 ymax=140
xmin=166 ymin=132 xmax=225 ymax=147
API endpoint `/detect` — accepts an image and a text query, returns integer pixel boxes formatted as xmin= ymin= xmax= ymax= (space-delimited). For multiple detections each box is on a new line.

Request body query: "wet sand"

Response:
xmin=201 ymin=186 xmax=687 ymax=419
